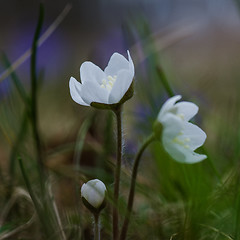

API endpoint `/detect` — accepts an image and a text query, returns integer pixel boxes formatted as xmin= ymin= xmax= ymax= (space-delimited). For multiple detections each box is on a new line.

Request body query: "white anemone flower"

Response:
xmin=69 ymin=51 xmax=134 ymax=107
xmin=81 ymin=179 xmax=106 ymax=209
xmin=157 ymin=95 xmax=207 ymax=163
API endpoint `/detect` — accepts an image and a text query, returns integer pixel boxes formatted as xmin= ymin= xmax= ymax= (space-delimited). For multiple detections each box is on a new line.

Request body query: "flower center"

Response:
xmin=177 ymin=113 xmax=185 ymax=120
xmin=172 ymin=134 xmax=190 ymax=149
xmin=100 ymin=75 xmax=117 ymax=91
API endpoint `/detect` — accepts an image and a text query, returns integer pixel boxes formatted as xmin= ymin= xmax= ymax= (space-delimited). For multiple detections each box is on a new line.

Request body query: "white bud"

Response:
xmin=81 ymin=179 xmax=106 ymax=209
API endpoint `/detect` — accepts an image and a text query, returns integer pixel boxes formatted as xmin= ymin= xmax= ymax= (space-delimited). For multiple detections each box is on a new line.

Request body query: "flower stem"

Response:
xmin=120 ymin=134 xmax=156 ymax=240
xmin=94 ymin=214 xmax=100 ymax=240
xmin=113 ymin=106 xmax=123 ymax=240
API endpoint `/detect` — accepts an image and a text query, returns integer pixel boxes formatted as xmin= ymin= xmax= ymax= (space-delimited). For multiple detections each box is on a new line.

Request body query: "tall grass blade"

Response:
xmin=156 ymin=66 xmax=174 ymax=97
xmin=30 ymin=3 xmax=44 ymax=176
xmin=74 ymin=114 xmax=94 ymax=201
xmin=74 ymin=114 xmax=94 ymax=168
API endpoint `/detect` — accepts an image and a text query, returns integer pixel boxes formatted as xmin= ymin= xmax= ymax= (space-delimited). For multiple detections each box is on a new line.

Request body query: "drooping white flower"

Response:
xmin=81 ymin=179 xmax=106 ymax=209
xmin=69 ymin=51 xmax=134 ymax=107
xmin=157 ymin=95 xmax=207 ymax=163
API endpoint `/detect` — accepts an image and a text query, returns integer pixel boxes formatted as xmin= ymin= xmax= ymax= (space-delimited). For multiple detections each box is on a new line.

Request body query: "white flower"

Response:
xmin=69 ymin=51 xmax=134 ymax=106
xmin=81 ymin=179 xmax=106 ymax=209
xmin=157 ymin=95 xmax=207 ymax=163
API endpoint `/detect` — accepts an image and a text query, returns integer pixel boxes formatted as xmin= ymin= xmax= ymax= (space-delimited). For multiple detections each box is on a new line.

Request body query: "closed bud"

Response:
xmin=81 ymin=179 xmax=107 ymax=214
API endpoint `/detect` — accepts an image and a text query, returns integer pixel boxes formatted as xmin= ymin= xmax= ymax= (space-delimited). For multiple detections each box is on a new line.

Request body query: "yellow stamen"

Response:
xmin=101 ymin=75 xmax=117 ymax=91
xmin=172 ymin=134 xmax=191 ymax=149
xmin=177 ymin=113 xmax=185 ymax=120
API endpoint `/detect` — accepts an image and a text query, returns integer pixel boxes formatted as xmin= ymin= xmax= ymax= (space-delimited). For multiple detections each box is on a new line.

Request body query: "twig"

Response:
xmin=0 ymin=187 xmax=32 ymax=226
xmin=200 ymin=224 xmax=233 ymax=240
xmin=0 ymin=187 xmax=35 ymax=239
xmin=169 ymin=233 xmax=178 ymax=240
xmin=0 ymin=214 xmax=36 ymax=240
xmin=48 ymin=177 xmax=67 ymax=240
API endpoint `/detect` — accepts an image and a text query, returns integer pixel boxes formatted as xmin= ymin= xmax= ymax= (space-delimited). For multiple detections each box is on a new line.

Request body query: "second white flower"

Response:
xmin=157 ymin=95 xmax=207 ymax=163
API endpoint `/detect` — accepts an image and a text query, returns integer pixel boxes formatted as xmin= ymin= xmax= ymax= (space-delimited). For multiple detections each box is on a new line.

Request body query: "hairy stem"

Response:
xmin=120 ymin=134 xmax=155 ymax=240
xmin=113 ymin=106 xmax=123 ymax=240
xmin=94 ymin=214 xmax=100 ymax=240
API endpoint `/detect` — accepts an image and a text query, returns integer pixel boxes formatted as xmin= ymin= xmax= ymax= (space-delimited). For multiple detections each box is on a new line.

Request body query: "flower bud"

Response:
xmin=81 ymin=179 xmax=107 ymax=214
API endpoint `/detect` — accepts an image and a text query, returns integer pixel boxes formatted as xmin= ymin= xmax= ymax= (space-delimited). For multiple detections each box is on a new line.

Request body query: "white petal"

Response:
xmin=81 ymin=179 xmax=106 ymax=208
xmin=161 ymin=113 xmax=184 ymax=139
xmin=158 ymin=95 xmax=182 ymax=121
xmin=80 ymin=81 xmax=109 ymax=105
xmin=179 ymin=122 xmax=206 ymax=150
xmin=69 ymin=77 xmax=89 ymax=106
xmin=162 ymin=137 xmax=186 ymax=162
xmin=84 ymin=186 xmax=100 ymax=208
xmin=173 ymin=143 xmax=207 ymax=163
xmin=175 ymin=101 xmax=199 ymax=121
xmin=162 ymin=138 xmax=207 ymax=163
xmin=104 ymin=52 xmax=129 ymax=76
xmin=81 ymin=183 xmax=87 ymax=197
xmin=80 ymin=61 xmax=105 ymax=85
xmin=108 ymin=69 xmax=133 ymax=104
xmin=127 ymin=50 xmax=135 ymax=76
xmin=184 ymin=151 xmax=207 ymax=163
xmin=87 ymin=187 xmax=102 ymax=208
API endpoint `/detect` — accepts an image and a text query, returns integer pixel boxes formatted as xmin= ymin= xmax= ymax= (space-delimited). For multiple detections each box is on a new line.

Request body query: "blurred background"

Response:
xmin=1 ymin=0 xmax=240 ymax=239
xmin=1 ymin=0 xmax=240 ymax=160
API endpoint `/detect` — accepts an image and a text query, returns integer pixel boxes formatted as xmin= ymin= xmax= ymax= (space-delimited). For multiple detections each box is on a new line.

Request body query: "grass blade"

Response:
xmin=156 ymin=65 xmax=174 ymax=97
xmin=0 ymin=52 xmax=28 ymax=105
xmin=9 ymin=110 xmax=28 ymax=182
xmin=30 ymin=3 xmax=44 ymax=174
xmin=18 ymin=157 xmax=51 ymax=238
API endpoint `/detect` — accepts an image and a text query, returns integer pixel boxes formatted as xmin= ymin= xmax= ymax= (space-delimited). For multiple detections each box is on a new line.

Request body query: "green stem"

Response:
xmin=113 ymin=106 xmax=123 ymax=240
xmin=120 ymin=134 xmax=156 ymax=240
xmin=94 ymin=214 xmax=100 ymax=240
